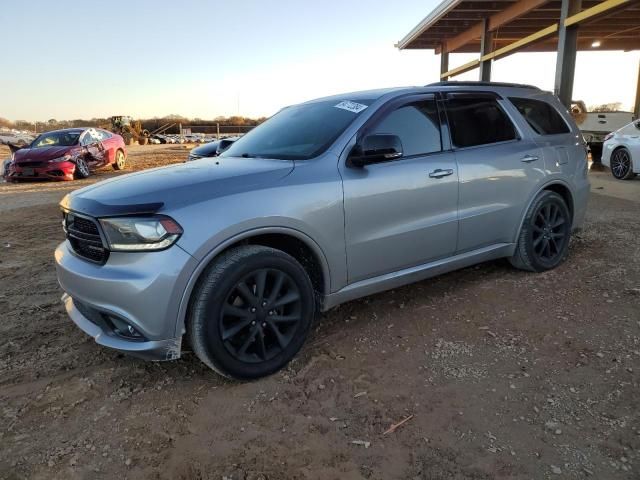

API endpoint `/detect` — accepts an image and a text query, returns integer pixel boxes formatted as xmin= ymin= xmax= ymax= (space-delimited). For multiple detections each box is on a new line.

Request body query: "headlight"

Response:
xmin=99 ymin=215 xmax=183 ymax=251
xmin=50 ymin=154 xmax=72 ymax=163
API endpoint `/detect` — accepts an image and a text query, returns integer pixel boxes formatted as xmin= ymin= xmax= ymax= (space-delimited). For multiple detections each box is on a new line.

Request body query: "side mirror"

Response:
xmin=348 ymin=134 xmax=403 ymax=168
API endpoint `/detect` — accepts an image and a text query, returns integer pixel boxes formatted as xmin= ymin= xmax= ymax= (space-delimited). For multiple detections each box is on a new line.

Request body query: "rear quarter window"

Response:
xmin=510 ymin=97 xmax=570 ymax=135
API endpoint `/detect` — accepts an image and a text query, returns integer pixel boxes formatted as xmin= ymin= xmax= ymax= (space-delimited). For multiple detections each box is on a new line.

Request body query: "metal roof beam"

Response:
xmin=438 ymin=0 xmax=551 ymax=53
xmin=440 ymin=58 xmax=482 ymax=78
xmin=564 ymin=0 xmax=635 ymax=26
xmin=481 ymin=23 xmax=559 ymax=60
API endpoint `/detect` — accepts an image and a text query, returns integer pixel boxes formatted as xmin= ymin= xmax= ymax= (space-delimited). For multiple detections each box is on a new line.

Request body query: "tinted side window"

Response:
xmin=446 ymin=96 xmax=517 ymax=148
xmin=510 ymin=97 xmax=570 ymax=135
xmin=370 ymin=100 xmax=441 ymax=156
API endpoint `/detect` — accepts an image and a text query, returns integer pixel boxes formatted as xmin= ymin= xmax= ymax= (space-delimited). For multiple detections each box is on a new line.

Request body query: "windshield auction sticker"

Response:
xmin=334 ymin=101 xmax=368 ymax=114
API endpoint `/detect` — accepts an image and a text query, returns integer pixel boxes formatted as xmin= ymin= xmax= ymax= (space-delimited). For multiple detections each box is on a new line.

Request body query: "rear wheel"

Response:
xmin=188 ymin=245 xmax=316 ymax=379
xmin=112 ymin=150 xmax=126 ymax=170
xmin=610 ymin=148 xmax=634 ymax=180
xmin=510 ymin=190 xmax=571 ymax=272
xmin=73 ymin=158 xmax=90 ymax=179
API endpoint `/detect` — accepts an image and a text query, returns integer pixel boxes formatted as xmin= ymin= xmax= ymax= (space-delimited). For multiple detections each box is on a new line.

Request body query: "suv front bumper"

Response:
xmin=55 ymin=240 xmax=198 ymax=360
xmin=62 ymin=293 xmax=182 ymax=360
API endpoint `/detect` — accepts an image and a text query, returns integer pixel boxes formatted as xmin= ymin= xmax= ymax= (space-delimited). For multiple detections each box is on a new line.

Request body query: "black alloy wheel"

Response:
xmin=531 ymin=202 xmax=568 ymax=263
xmin=220 ymin=268 xmax=303 ymax=363
xmin=510 ymin=190 xmax=572 ymax=272
xmin=188 ymin=245 xmax=316 ymax=379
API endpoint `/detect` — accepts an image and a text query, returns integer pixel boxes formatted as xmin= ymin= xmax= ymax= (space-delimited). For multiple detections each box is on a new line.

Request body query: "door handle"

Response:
xmin=429 ymin=168 xmax=454 ymax=178
xmin=521 ymin=154 xmax=539 ymax=163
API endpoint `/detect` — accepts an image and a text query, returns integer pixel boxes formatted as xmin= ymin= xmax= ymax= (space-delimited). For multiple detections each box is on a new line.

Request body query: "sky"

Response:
xmin=1 ymin=0 xmax=638 ymax=121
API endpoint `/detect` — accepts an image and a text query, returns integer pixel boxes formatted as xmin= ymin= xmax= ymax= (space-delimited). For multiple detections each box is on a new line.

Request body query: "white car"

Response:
xmin=602 ymin=120 xmax=640 ymax=180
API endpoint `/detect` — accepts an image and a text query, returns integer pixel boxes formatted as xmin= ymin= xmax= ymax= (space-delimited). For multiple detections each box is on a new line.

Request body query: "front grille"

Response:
xmin=64 ymin=213 xmax=109 ymax=264
xmin=18 ymin=161 xmax=44 ymax=168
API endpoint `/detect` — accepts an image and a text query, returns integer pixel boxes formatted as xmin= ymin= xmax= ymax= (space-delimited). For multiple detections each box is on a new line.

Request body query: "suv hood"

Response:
xmin=61 ymin=156 xmax=295 ymax=217
xmin=14 ymin=145 xmax=77 ymax=162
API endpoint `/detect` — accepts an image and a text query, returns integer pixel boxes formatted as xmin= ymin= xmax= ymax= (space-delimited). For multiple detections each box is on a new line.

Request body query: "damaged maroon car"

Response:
xmin=4 ymin=128 xmax=127 ymax=182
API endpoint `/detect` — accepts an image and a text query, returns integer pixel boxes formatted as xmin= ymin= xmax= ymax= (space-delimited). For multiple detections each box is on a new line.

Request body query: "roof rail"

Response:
xmin=426 ymin=81 xmax=540 ymax=90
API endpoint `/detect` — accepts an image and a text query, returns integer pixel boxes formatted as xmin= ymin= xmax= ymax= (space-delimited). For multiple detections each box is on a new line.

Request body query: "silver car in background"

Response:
xmin=602 ymin=119 xmax=640 ymax=180
xmin=55 ymin=82 xmax=589 ymax=379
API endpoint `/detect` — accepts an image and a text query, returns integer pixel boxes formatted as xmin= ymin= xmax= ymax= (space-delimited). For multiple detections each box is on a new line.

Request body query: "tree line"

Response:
xmin=0 ymin=115 xmax=268 ymax=134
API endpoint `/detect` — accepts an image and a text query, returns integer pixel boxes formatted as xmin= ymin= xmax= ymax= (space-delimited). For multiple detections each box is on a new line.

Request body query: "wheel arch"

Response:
xmin=514 ymin=180 xmax=575 ymax=243
xmin=542 ymin=182 xmax=574 ymax=220
xmin=175 ymin=227 xmax=331 ymax=337
xmin=610 ymin=144 xmax=632 ymax=163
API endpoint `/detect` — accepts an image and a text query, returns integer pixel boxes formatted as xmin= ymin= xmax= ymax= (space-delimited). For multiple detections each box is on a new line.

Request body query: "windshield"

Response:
xmin=221 ymin=99 xmax=374 ymax=160
xmin=31 ymin=131 xmax=80 ymax=148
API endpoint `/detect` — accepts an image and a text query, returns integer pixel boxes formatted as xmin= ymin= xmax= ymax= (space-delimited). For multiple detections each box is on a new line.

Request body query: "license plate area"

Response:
xmin=22 ymin=167 xmax=35 ymax=176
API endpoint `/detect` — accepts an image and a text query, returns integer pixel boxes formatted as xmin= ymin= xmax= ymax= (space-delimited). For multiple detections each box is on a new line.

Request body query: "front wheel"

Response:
xmin=73 ymin=158 xmax=90 ymax=179
xmin=187 ymin=245 xmax=316 ymax=380
xmin=510 ymin=190 xmax=571 ymax=272
xmin=610 ymin=148 xmax=634 ymax=180
xmin=112 ymin=150 xmax=126 ymax=170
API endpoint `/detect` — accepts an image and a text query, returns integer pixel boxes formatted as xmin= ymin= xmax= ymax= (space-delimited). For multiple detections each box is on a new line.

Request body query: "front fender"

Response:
xmin=173 ymin=225 xmax=332 ymax=338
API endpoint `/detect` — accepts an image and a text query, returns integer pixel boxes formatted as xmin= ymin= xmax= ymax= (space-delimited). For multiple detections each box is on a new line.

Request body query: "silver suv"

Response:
xmin=56 ymin=82 xmax=590 ymax=379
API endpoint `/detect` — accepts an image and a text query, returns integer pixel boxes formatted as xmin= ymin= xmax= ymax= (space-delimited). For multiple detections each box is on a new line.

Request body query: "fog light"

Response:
xmin=108 ymin=315 xmax=144 ymax=339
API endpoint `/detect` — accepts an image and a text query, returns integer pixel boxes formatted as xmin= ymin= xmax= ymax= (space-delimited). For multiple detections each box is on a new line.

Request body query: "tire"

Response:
xmin=112 ymin=149 xmax=126 ymax=170
xmin=73 ymin=157 xmax=90 ymax=179
xmin=510 ymin=190 xmax=572 ymax=273
xmin=610 ymin=147 xmax=634 ymax=180
xmin=187 ymin=245 xmax=316 ymax=380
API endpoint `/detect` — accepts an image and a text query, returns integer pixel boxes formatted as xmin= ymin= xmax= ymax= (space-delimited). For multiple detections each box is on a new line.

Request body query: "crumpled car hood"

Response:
xmin=14 ymin=146 xmax=77 ymax=162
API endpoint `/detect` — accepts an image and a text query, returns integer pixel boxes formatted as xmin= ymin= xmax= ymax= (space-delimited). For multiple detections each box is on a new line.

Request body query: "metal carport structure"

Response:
xmin=396 ymin=0 xmax=640 ymax=115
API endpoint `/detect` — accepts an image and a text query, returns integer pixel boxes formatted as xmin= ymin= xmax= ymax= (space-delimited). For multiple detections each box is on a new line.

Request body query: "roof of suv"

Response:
xmin=426 ymin=81 xmax=540 ymax=90
xmin=307 ymin=82 xmax=547 ymax=105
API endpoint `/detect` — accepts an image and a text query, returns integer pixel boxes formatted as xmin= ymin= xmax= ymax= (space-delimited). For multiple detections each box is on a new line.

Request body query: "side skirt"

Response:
xmin=321 ymin=243 xmax=515 ymax=311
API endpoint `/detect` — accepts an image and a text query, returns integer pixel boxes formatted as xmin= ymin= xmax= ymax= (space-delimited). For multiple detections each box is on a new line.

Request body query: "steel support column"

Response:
xmin=634 ymin=60 xmax=640 ymax=118
xmin=479 ymin=18 xmax=494 ymax=81
xmin=440 ymin=45 xmax=450 ymax=80
xmin=554 ymin=0 xmax=582 ymax=107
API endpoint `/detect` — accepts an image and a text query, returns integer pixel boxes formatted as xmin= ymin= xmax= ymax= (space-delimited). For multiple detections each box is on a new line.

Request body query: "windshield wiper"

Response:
xmin=240 ymin=153 xmax=255 ymax=158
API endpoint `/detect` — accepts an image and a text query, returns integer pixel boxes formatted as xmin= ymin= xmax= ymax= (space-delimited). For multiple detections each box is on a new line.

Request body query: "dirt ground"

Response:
xmin=1 ymin=145 xmax=639 ymax=480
